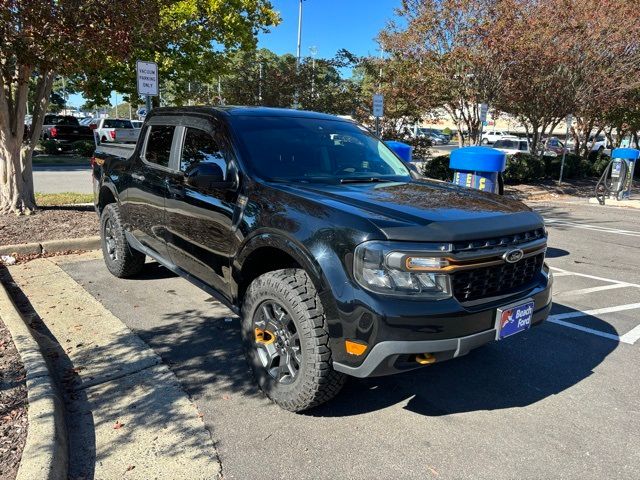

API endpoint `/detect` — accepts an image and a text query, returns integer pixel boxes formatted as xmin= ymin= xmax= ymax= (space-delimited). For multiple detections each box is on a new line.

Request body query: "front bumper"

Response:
xmin=331 ymin=268 xmax=552 ymax=378
xmin=333 ymin=300 xmax=551 ymax=377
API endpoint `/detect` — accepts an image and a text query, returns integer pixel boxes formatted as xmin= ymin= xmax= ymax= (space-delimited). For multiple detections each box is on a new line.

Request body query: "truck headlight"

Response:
xmin=353 ymin=241 xmax=452 ymax=299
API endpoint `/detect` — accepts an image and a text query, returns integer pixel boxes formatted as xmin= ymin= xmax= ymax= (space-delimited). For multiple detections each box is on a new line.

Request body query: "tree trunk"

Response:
xmin=0 ymin=140 xmax=36 ymax=214
xmin=0 ymin=68 xmax=55 ymax=214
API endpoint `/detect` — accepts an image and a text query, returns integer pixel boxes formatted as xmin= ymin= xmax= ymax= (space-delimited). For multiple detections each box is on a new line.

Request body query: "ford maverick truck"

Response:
xmin=92 ymin=107 xmax=552 ymax=412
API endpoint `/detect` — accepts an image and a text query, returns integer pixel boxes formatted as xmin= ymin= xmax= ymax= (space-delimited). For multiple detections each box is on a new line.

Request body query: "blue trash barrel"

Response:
xmin=450 ymin=146 xmax=507 ymax=194
xmin=611 ymin=147 xmax=640 ymax=161
xmin=385 ymin=141 xmax=413 ymax=163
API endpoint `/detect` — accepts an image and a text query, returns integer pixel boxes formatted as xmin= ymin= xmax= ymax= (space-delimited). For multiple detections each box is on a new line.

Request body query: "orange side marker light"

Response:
xmin=345 ymin=340 xmax=368 ymax=356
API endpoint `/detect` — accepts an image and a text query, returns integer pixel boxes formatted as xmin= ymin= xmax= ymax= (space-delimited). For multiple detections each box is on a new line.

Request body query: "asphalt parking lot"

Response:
xmin=60 ymin=201 xmax=640 ymax=479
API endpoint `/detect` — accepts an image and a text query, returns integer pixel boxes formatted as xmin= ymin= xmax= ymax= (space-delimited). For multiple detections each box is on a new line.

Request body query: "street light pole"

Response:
xmin=309 ymin=46 xmax=317 ymax=97
xmin=294 ymin=0 xmax=304 ymax=109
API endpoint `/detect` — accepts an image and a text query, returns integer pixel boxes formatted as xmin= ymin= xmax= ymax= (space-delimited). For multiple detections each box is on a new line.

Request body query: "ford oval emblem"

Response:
xmin=503 ymin=249 xmax=524 ymax=264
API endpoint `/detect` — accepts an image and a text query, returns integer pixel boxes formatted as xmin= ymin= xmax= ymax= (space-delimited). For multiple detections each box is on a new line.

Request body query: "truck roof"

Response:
xmin=147 ymin=106 xmax=350 ymax=122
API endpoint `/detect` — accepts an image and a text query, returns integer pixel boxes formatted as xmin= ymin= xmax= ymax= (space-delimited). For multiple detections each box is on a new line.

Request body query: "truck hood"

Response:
xmin=270 ymin=179 xmax=544 ymax=242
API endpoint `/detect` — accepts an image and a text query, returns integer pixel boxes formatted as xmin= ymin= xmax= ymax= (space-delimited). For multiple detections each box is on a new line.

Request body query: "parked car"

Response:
xmin=590 ymin=135 xmax=607 ymax=153
xmin=92 ymin=107 xmax=552 ymax=412
xmin=493 ymin=137 xmax=530 ymax=155
xmin=90 ymin=118 xmax=138 ymax=144
xmin=419 ymin=128 xmax=449 ymax=144
xmin=40 ymin=114 xmax=94 ymax=149
xmin=543 ymin=137 xmax=568 ymax=157
xmin=402 ymin=126 xmax=449 ymax=145
xmin=482 ymin=130 xmax=510 ymax=145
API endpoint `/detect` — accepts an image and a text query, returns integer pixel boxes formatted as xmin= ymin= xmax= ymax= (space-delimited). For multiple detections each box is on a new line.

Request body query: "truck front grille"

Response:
xmin=452 ymin=252 xmax=545 ymax=302
xmin=452 ymin=228 xmax=546 ymax=252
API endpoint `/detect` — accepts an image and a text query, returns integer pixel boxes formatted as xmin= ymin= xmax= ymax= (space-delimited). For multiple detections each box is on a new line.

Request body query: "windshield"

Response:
xmin=232 ymin=116 xmax=411 ymax=182
xmin=103 ymin=119 xmax=133 ymax=129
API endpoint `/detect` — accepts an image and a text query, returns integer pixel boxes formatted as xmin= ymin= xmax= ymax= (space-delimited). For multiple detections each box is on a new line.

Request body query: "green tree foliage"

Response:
xmin=162 ymin=48 xmax=360 ymax=116
xmin=0 ymin=0 xmax=279 ymax=214
xmin=80 ymin=1 xmax=280 ymax=106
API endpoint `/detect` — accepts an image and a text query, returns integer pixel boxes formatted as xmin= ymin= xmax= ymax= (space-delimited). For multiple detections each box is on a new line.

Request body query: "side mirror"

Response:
xmin=185 ymin=162 xmax=235 ymax=190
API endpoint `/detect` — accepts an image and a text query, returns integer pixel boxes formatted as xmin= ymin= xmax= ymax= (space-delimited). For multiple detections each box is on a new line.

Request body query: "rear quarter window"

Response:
xmin=144 ymin=126 xmax=175 ymax=168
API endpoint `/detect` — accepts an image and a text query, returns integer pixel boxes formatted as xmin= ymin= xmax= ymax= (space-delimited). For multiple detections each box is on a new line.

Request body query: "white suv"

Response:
xmin=482 ymin=130 xmax=510 ymax=145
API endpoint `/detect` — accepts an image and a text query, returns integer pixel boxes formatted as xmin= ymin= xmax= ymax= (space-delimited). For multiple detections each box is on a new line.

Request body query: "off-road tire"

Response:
xmin=241 ymin=269 xmax=346 ymax=412
xmin=100 ymin=203 xmax=145 ymax=278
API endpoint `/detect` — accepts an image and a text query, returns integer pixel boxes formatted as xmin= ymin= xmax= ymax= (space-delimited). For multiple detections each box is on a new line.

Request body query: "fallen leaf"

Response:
xmin=125 ymin=465 xmax=135 ymax=472
xmin=113 ymin=420 xmax=125 ymax=430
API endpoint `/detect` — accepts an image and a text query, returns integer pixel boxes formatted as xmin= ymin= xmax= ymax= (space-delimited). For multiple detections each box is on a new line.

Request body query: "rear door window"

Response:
xmin=144 ymin=126 xmax=176 ymax=168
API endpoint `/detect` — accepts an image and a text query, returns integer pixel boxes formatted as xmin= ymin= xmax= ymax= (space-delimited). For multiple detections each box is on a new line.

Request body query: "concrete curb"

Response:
xmin=0 ymin=236 xmax=100 ymax=256
xmin=0 ymin=280 xmax=68 ymax=480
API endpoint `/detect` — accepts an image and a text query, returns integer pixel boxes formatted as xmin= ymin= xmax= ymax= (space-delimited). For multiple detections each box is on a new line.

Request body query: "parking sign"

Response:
xmin=480 ymin=103 xmax=488 ymax=123
xmin=373 ymin=94 xmax=384 ymax=117
xmin=137 ymin=61 xmax=158 ymax=96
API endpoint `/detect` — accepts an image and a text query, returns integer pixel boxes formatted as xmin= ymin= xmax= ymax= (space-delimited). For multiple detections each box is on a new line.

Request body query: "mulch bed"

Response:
xmin=0 ymin=316 xmax=28 ymax=480
xmin=0 ymin=206 xmax=98 ymax=246
xmin=507 ymin=178 xmax=640 ymax=201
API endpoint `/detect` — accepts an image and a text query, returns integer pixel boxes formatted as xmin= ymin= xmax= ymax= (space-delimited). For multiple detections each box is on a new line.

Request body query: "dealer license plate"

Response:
xmin=496 ymin=300 xmax=534 ymax=340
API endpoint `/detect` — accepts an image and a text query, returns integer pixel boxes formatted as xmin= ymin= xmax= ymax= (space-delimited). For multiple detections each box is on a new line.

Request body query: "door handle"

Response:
xmin=131 ymin=173 xmax=145 ymax=181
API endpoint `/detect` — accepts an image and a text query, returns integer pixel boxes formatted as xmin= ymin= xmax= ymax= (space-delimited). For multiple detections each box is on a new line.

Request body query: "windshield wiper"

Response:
xmin=339 ymin=177 xmax=388 ymax=184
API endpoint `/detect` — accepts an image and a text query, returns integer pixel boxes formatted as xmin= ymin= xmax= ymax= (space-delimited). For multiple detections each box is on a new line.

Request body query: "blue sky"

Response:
xmin=258 ymin=0 xmax=398 ymax=60
xmin=69 ymin=0 xmax=399 ymax=108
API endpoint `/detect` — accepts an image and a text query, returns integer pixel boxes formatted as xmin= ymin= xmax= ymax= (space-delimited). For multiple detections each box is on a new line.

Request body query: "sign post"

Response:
xmin=136 ymin=60 xmax=159 ymax=117
xmin=373 ymin=93 xmax=384 ymax=137
xmin=559 ymin=114 xmax=573 ymax=185
xmin=479 ymin=103 xmax=488 ymax=145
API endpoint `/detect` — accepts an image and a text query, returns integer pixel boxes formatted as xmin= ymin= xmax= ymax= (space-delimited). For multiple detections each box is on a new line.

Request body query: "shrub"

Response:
xmin=419 ymin=154 xmax=451 ymax=181
xmin=590 ymin=153 xmax=612 ymax=178
xmin=543 ymin=153 xmax=595 ymax=180
xmin=72 ymin=140 xmax=96 ymax=157
xmin=40 ymin=139 xmax=60 ymax=155
xmin=442 ymin=127 xmax=452 ymax=136
xmin=503 ymin=153 xmax=546 ymax=183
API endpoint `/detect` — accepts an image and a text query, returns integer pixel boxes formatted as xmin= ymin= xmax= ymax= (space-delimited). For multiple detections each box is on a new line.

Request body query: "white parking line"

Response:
xmin=548 ymin=303 xmax=640 ymax=345
xmin=619 ymin=324 xmax=640 ymax=344
xmin=549 ymin=267 xmax=640 ymax=288
xmin=555 ymin=283 xmax=636 ymax=297
xmin=550 ymin=303 xmax=640 ymax=320
xmin=548 ymin=318 xmax=624 ymax=343
xmin=545 ymin=218 xmax=640 ymax=238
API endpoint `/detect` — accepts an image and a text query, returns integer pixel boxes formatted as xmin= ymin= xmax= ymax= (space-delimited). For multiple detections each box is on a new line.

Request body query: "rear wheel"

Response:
xmin=241 ymin=269 xmax=346 ymax=412
xmin=100 ymin=204 xmax=145 ymax=278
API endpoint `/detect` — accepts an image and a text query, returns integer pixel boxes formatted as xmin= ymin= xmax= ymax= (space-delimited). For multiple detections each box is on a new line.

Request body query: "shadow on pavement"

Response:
xmin=310 ymin=308 xmax=618 ymax=417
xmin=118 ymin=264 xmax=618 ymax=418
xmin=1 ymin=264 xmax=220 ymax=480
xmin=546 ymin=247 xmax=570 ymax=258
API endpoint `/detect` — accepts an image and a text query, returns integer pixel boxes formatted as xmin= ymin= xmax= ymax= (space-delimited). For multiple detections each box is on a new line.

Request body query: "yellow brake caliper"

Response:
xmin=255 ymin=327 xmax=275 ymax=345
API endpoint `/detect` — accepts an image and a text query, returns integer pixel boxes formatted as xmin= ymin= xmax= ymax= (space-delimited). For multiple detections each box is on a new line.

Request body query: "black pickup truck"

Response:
xmin=92 ymin=107 xmax=552 ymax=412
xmin=41 ymin=114 xmax=94 ymax=148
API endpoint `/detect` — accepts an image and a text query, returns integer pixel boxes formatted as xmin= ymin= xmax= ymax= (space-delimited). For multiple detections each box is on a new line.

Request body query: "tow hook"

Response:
xmin=415 ymin=353 xmax=436 ymax=365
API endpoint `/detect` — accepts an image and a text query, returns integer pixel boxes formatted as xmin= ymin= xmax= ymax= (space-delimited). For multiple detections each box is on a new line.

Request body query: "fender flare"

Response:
xmin=234 ymin=231 xmax=326 ymax=292
xmin=97 ymin=180 xmax=119 ymax=212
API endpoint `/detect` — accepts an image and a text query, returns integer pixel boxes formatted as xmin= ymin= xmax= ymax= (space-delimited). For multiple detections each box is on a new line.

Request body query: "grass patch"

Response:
xmin=32 ymin=154 xmax=89 ymax=165
xmin=35 ymin=192 xmax=93 ymax=206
